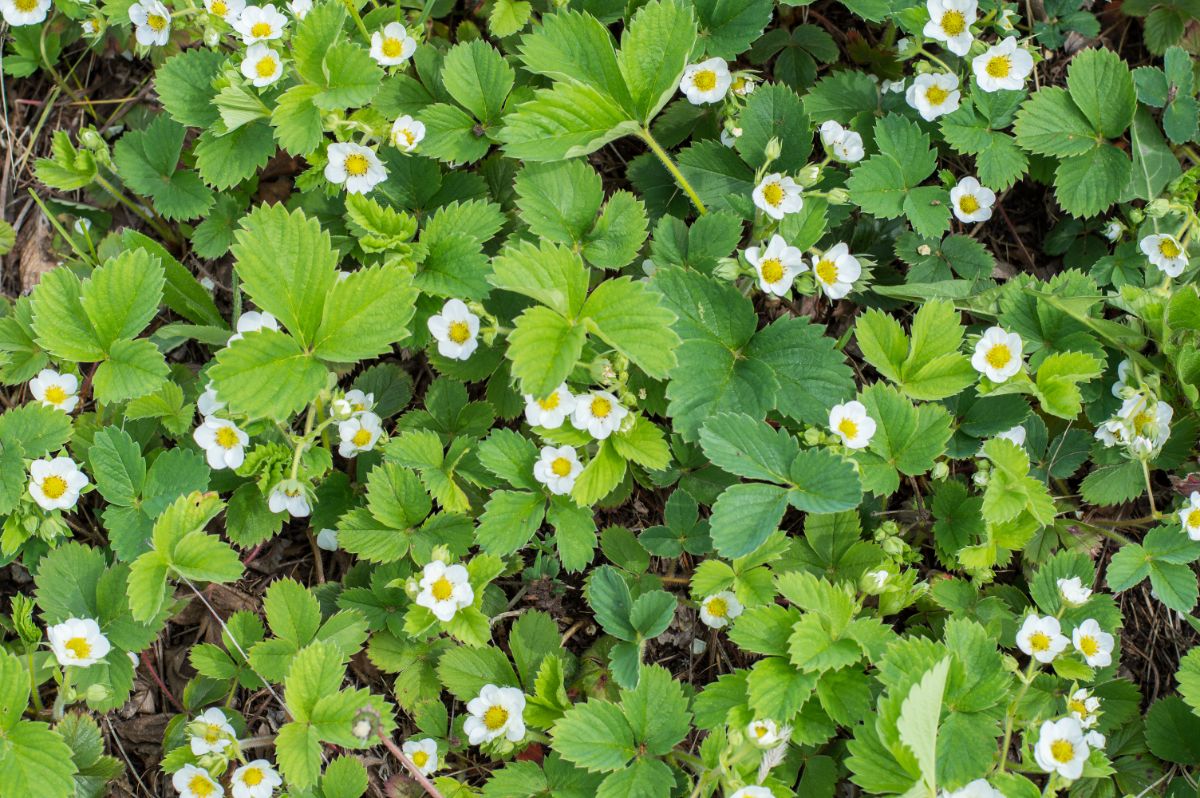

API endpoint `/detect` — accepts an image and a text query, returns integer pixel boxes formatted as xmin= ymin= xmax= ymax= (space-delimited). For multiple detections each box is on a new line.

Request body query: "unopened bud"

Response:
xmin=931 ymin=461 xmax=949 ymax=480
xmin=764 ymin=137 xmax=783 ymax=162
xmin=1145 ymin=198 xmax=1170 ymax=218
xmin=796 ymin=163 xmax=821 ymax=186
xmin=712 ymin=257 xmax=741 ymax=282
xmin=826 ymin=187 xmax=851 ymax=205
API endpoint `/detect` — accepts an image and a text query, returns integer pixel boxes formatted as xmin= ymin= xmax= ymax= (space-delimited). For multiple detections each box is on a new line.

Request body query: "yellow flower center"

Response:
xmin=242 ymin=767 xmax=263 ymax=786
xmin=344 ymin=153 xmax=370 ymax=177
xmin=189 ymin=774 xmax=216 ymax=798
xmin=1078 ymin=635 xmax=1099 ymax=657
xmin=250 ymin=20 xmax=271 ymax=37
xmin=14 ymin=0 xmax=37 ymax=10
xmin=255 ymin=56 xmax=277 ymax=78
xmin=211 ymin=0 xmax=226 ymax=15
xmin=1187 ymin=509 xmax=1200 ymax=529
xmin=215 ymin=426 xmax=240 ymax=449
xmin=590 ymin=397 xmax=612 ymax=418
xmin=706 ymin=597 xmax=728 ymax=617
xmin=64 ymin=636 xmax=92 ymax=659
xmin=203 ymin=723 xmax=223 ymax=744
xmin=44 ymin=384 xmax=68 ymax=404
xmin=41 ymin=475 xmax=68 ymax=500
xmin=351 ymin=402 xmax=365 ymax=412
xmin=940 ymin=10 xmax=966 ymax=35
xmin=431 ymin=577 xmax=454 ymax=601
xmin=1050 ymin=739 xmax=1075 ymax=764
xmin=754 ymin=725 xmax=768 ymax=738
xmin=761 ymin=182 xmax=784 ymax=207
xmin=815 ymin=259 xmax=838 ymax=285
xmin=1068 ymin=698 xmax=1090 ymax=718
xmin=986 ymin=55 xmax=1012 ymax=78
xmin=925 ymin=84 xmax=950 ymax=106
xmin=483 ymin=705 xmax=509 ymax=730
xmin=692 ymin=69 xmax=717 ymax=92
xmin=837 ymin=418 xmax=859 ymax=440
xmin=412 ymin=750 xmax=429 ymax=768
xmin=985 ymin=344 xmax=1012 ymax=369
xmin=759 ymin=258 xmax=784 ymax=284
xmin=1160 ymin=238 xmax=1182 ymax=258
xmin=448 ymin=320 xmax=471 ymax=344
xmin=537 ymin=392 xmax=560 ymax=411
xmin=1028 ymin=631 xmax=1050 ymax=652
xmin=551 ymin=457 xmax=572 ymax=477
xmin=959 ymin=194 xmax=980 ymax=214
xmin=400 ymin=129 xmax=416 ymax=146
xmin=147 ymin=13 xmax=167 ymax=30
xmin=352 ymin=428 xmax=373 ymax=447
xmin=382 ymin=37 xmax=402 ymax=58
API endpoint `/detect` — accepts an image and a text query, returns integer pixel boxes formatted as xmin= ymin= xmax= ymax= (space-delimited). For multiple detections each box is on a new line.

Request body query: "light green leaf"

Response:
xmin=312 ymin=266 xmax=416 ymax=363
xmin=506 ymin=306 xmax=587 ymax=398
xmin=897 ymin=657 xmax=951 ymax=795
xmin=209 ymin=329 xmax=328 ymax=420
xmin=617 ymin=0 xmax=697 ymax=124
xmin=582 ymin=277 xmax=679 ymax=379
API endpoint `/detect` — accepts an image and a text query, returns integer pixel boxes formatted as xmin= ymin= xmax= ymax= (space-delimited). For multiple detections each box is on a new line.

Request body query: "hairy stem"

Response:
xmin=638 ymin=128 xmax=708 ymax=216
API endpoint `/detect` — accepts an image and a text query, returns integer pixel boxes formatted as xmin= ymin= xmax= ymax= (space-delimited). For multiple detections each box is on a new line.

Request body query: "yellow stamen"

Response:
xmin=64 ymin=637 xmax=91 ymax=659
xmin=189 ymin=774 xmax=216 ymax=798
xmin=344 ymin=153 xmax=370 ymax=177
xmin=147 ymin=13 xmax=167 ymax=30
xmin=381 ymin=37 xmax=402 ymax=58
xmin=590 ymin=397 xmax=612 ymax=418
xmin=41 ymin=475 xmax=68 ymax=500
xmin=1029 ymin=631 xmax=1050 ymax=651
xmin=759 ymin=258 xmax=784 ymax=284
xmin=537 ymin=392 xmax=560 ymax=411
xmin=351 ymin=428 xmax=372 ymax=447
xmin=551 ymin=457 xmax=572 ymax=477
xmin=1050 ymin=739 xmax=1075 ymax=764
xmin=431 ymin=577 xmax=454 ymax=601
xmin=1160 ymin=238 xmax=1182 ymax=258
xmin=1078 ymin=635 xmax=1099 ymax=657
xmin=986 ymin=56 xmax=1011 ymax=78
xmin=250 ymin=20 xmax=271 ymax=37
xmin=448 ymin=320 xmax=471 ymax=344
xmin=44 ymin=385 xmax=68 ymax=404
xmin=412 ymin=750 xmax=429 ymax=768
xmin=255 ymin=56 xmax=277 ymax=79
xmin=985 ymin=344 xmax=1012 ymax=369
xmin=705 ymin=597 xmax=728 ymax=617
xmin=837 ymin=418 xmax=859 ymax=440
xmin=691 ymin=69 xmax=717 ymax=92
xmin=959 ymin=194 xmax=980 ymax=214
xmin=483 ymin=705 xmax=509 ymax=730
xmin=1187 ymin=509 xmax=1200 ymax=529
xmin=940 ymin=10 xmax=965 ymax=35
xmin=761 ymin=182 xmax=784 ymax=207
xmin=925 ymin=85 xmax=950 ymax=106
xmin=816 ymin=259 xmax=838 ymax=285
xmin=242 ymin=767 xmax=263 ymax=786
xmin=215 ymin=426 xmax=240 ymax=449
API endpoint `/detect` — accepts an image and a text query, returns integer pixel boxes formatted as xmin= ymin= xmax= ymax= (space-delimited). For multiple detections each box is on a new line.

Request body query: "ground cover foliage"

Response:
xmin=2 ymin=0 xmax=1200 ymax=796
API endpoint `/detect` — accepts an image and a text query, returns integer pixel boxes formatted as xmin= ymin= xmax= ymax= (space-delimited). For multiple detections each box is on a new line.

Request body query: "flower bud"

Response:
xmin=802 ymin=427 xmax=823 ymax=446
xmin=930 ymin=461 xmax=949 ymax=480
xmin=1145 ymin=198 xmax=1170 ymax=218
xmin=825 ymin=187 xmax=851 ymax=205
xmin=86 ymin=683 xmax=111 ymax=703
xmin=796 ymin=163 xmax=821 ymax=186
xmin=881 ymin=536 xmax=907 ymax=556
xmin=764 ymin=137 xmax=783 ymax=163
xmin=712 ymin=257 xmax=742 ymax=283
xmin=972 ymin=470 xmax=990 ymax=487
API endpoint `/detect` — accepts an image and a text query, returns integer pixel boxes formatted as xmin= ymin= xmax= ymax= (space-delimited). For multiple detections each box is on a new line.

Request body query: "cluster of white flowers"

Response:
xmin=818 ymin=120 xmax=865 ymax=163
xmin=415 ymin=559 xmax=475 ymax=621
xmin=1016 ymin=614 xmax=1114 ymax=668
xmin=522 ymin=384 xmax=630 ymax=440
xmin=921 ymin=0 xmax=1034 ymax=92
xmin=971 ymin=326 xmax=1024 ymax=383
xmin=335 ymin=390 xmax=383 ymax=458
xmin=1094 ymin=390 xmax=1173 ymax=459
xmin=698 ymin=590 xmax=743 ymax=629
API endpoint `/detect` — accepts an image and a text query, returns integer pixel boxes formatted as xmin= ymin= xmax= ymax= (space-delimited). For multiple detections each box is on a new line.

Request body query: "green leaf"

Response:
xmin=847 ymin=114 xmax=938 ymax=220
xmin=1053 ymin=143 xmax=1132 ymax=218
xmin=571 ymin=440 xmax=627 ymax=506
xmin=583 ymin=191 xmax=649 ymax=270
xmin=230 ymin=203 xmax=337 ymax=348
xmin=489 ymin=0 xmax=531 ymax=37
xmin=0 ymin=719 xmax=78 ymax=798
xmin=620 ymin=665 xmax=691 ymax=754
xmin=617 ymin=0 xmax=698 ymax=123
xmin=499 ymin=83 xmax=640 ymax=162
xmin=209 ymin=329 xmax=327 ymax=420
xmin=897 ymin=657 xmax=950 ymax=794
xmin=736 ymin=82 xmax=811 ymax=172
xmin=855 ymin=301 xmax=975 ymax=401
xmin=552 ymin=700 xmax=636 ymax=772
xmin=517 ymin=9 xmax=630 ymax=105
xmin=514 ymin=161 xmax=604 ymax=247
xmin=692 ymin=0 xmax=773 ymax=58
xmin=699 ymin=413 xmax=798 ymax=483
xmin=709 ymin=482 xmax=790 ymax=558
xmin=1013 ymin=87 xmax=1099 ymax=157
xmin=30 ymin=267 xmax=105 ymax=362
xmin=582 ymin=277 xmax=679 ymax=379
xmin=490 ymin=241 xmax=590 ymax=319
xmin=506 ymin=306 xmax=587 ymax=398
xmin=312 ymin=266 xmax=416 ymax=362
xmin=155 ymin=48 xmax=224 ymax=129
xmin=120 ymin=230 xmax=225 ymax=328
xmin=787 ymin=448 xmax=863 ymax=514
xmin=442 ymin=40 xmax=514 ymax=125
xmin=194 ymin=121 xmax=277 ymax=190
xmin=1033 ymin=351 xmax=1102 ymax=418
xmin=92 ymin=338 xmax=169 ymax=403
xmin=0 ymin=402 xmax=72 ymax=458
xmin=1146 ymin=696 xmax=1200 ymax=765
xmin=111 ymin=116 xmax=213 ymax=220
xmin=88 ymin=428 xmax=146 ymax=507
xmin=272 ymin=85 xmax=325 ymax=156
xmin=314 ymin=42 xmax=383 ymax=110
xmin=79 ymin=251 xmax=164 ymax=351
xmin=1066 ymin=47 xmax=1136 ymax=139
xmin=747 ymin=316 xmax=856 ymax=425
xmin=475 ymin=491 xmax=547 ymax=556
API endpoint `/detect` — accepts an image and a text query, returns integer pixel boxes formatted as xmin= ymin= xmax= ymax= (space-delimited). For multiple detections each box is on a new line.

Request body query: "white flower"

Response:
xmin=415 ymin=560 xmax=474 ymax=622
xmin=523 ymin=383 xmax=576 ymax=429
xmin=906 ymin=72 xmax=961 ymax=121
xmin=720 ymin=126 xmax=742 ymax=147
xmin=1096 ymin=391 xmax=1173 ymax=458
xmin=923 ymin=0 xmax=977 ymax=55
xmin=971 ymin=326 xmax=1023 ymax=383
xmin=940 ymin=779 xmax=1004 ymax=798
xmin=390 ymin=115 xmax=426 ymax=152
xmin=747 ymin=719 xmax=781 ymax=747
xmin=972 ymin=37 xmax=1033 ymax=92
xmin=950 ymin=176 xmax=995 ymax=223
xmin=532 ymin=445 xmax=582 ymax=496
xmin=287 ymin=0 xmax=309 ymax=17
xmin=189 ymin=707 xmax=237 ymax=756
xmin=570 ymin=390 xmax=628 ymax=440
xmin=679 ymin=57 xmax=731 ymax=105
xmin=337 ymin=411 xmax=383 ymax=458
xmin=1102 ymin=220 xmax=1124 ymax=242
xmin=325 ymin=142 xmax=387 ymax=195
xmin=174 ymin=765 xmax=225 ymax=798
xmin=0 ymin=0 xmax=51 ymax=27
xmin=268 ymin=483 xmax=310 ymax=517
xmin=1067 ymin=688 xmax=1100 ymax=729
xmin=1140 ymin=233 xmax=1188 ymax=277
xmin=193 ymin=417 xmax=249 ymax=470
xmin=370 ymin=22 xmax=416 ymax=66
xmin=1072 ymin=619 xmax=1114 ymax=668
xmin=867 ymin=569 xmax=890 ymax=590
xmin=1034 ymin=717 xmax=1089 ymax=781
xmin=1057 ymin=576 xmax=1092 ymax=606
xmin=730 ymin=788 xmax=773 ymax=798
xmin=819 ymin=120 xmax=865 ymax=163
xmin=812 ymin=243 xmax=862 ymax=300
xmin=47 ymin=618 xmax=111 ymax=668
xmin=331 ymin=389 xmax=374 ymax=419
xmin=231 ymin=760 xmax=281 ymax=798
xmin=1181 ymin=492 xmax=1200 ymax=540
xmin=401 ymin=738 xmax=439 ymax=777
xmin=229 ymin=310 xmax=280 ymax=343
xmin=315 ymin=528 xmax=339 ymax=551
xmin=731 ymin=75 xmax=756 ymax=96
xmin=881 ymin=78 xmax=906 ymax=94
xmin=197 ymin=383 xmax=225 ymax=417
xmin=996 ymin=424 xmax=1026 ymax=447
xmin=427 ymin=298 xmax=480 ymax=361
xmin=128 ymin=0 xmax=172 ymax=46
xmin=753 ymin=173 xmax=804 ymax=220
xmin=745 ymin=234 xmax=807 ymax=296
xmin=1016 ymin=615 xmax=1068 ymax=663
xmin=240 ymin=42 xmax=283 ymax=87
xmin=1111 ymin=358 xmax=1135 ymax=398
xmin=699 ymin=591 xmax=743 ymax=629
xmin=29 ymin=368 xmax=79 ymax=413
xmin=232 ymin=4 xmax=287 ymax=43
xmin=1085 ymin=730 xmax=1106 ymax=749
xmin=829 ymin=400 xmax=876 ymax=449
xmin=29 ymin=457 xmax=89 ymax=511
xmin=204 ymin=0 xmax=244 ymax=22
xmin=464 ymin=685 xmax=526 ymax=745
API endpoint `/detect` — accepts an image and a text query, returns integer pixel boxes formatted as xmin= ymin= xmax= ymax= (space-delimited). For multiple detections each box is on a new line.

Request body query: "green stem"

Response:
xmin=919 ymin=47 xmax=955 ymax=74
xmin=26 ymin=190 xmax=93 ymax=265
xmin=1142 ymin=459 xmax=1159 ymax=519
xmin=996 ymin=659 xmax=1038 ymax=773
xmin=341 ymin=0 xmax=372 ymax=42
xmin=28 ymin=650 xmax=44 ymax=713
xmin=94 ymin=175 xmax=179 ymax=244
xmin=289 ymin=403 xmax=319 ymax=481
xmin=638 ymin=128 xmax=708 ymax=216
